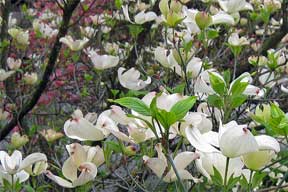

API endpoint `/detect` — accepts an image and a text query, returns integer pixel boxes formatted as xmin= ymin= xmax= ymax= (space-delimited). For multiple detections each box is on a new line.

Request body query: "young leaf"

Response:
xmin=110 ymin=97 xmax=150 ymax=116
xmin=170 ymin=96 xmax=197 ymax=120
xmin=209 ymin=72 xmax=227 ymax=96
xmin=211 ymin=166 xmax=223 ymax=186
xmin=230 ymin=94 xmax=247 ymax=109
xmin=208 ymin=94 xmax=224 ymax=109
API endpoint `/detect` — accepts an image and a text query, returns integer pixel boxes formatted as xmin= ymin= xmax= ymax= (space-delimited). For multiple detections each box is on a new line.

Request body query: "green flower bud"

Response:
xmin=195 ymin=11 xmax=212 ymax=30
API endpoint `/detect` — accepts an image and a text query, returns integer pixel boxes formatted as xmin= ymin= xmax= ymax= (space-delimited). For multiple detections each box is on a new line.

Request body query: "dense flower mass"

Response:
xmin=0 ymin=0 xmax=287 ymax=191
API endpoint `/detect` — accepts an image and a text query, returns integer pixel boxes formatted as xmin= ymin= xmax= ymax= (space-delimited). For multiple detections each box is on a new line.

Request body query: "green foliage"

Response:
xmin=128 ymin=25 xmax=144 ymax=38
xmin=110 ymin=97 xmax=151 ymax=116
xmin=209 ymin=72 xmax=227 ymax=96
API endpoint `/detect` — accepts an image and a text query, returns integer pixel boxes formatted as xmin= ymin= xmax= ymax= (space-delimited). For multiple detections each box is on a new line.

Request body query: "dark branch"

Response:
xmin=0 ymin=0 xmax=81 ymax=140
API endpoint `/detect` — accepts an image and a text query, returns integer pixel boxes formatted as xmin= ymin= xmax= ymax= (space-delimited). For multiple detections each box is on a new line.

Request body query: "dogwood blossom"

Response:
xmin=59 ymin=35 xmax=88 ymax=51
xmin=143 ymin=144 xmax=200 ymax=183
xmin=45 ymin=143 xmax=104 ymax=188
xmin=118 ymin=67 xmax=151 ymax=90
xmin=0 ymin=150 xmax=47 ymax=185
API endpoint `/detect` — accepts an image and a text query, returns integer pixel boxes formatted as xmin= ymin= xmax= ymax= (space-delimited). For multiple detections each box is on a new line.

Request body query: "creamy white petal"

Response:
xmin=72 ymin=162 xmax=97 ymax=187
xmin=143 ymin=156 xmax=166 ymax=178
xmin=19 ymin=153 xmax=47 ymax=171
xmin=62 ymin=157 xmax=78 ymax=182
xmin=174 ymin=152 xmax=199 ymax=170
xmin=255 ymin=135 xmax=280 ymax=152
xmin=219 ymin=122 xmax=258 ymax=158
xmin=185 ymin=127 xmax=219 ymax=153
xmin=45 ymin=171 xmax=74 ymax=188
xmin=64 ymin=117 xmax=105 ymax=141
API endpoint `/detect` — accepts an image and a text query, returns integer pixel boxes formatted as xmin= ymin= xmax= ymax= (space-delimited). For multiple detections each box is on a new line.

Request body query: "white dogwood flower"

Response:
xmin=118 ymin=67 xmax=151 ymax=90
xmin=59 ymin=35 xmax=88 ymax=51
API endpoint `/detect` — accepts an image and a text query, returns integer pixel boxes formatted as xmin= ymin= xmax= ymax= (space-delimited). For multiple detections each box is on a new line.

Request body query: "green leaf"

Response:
xmin=252 ymin=172 xmax=267 ymax=188
xmin=207 ymin=29 xmax=219 ymax=39
xmin=209 ymin=72 xmax=227 ymax=96
xmin=23 ymin=185 xmax=36 ymax=192
xmin=173 ymin=83 xmax=186 ymax=94
xmin=230 ymin=73 xmax=250 ymax=96
xmin=170 ymin=96 xmax=196 ymax=121
xmin=211 ymin=166 xmax=223 ymax=186
xmin=110 ymin=97 xmax=150 ymax=116
xmin=84 ymin=74 xmax=93 ymax=81
xmin=223 ymin=70 xmax=231 ymax=86
xmin=230 ymin=94 xmax=247 ymax=109
xmin=128 ymin=25 xmax=144 ymax=38
xmin=156 ymin=109 xmax=177 ymax=130
xmin=227 ymin=175 xmax=240 ymax=190
xmin=270 ymin=103 xmax=285 ymax=119
xmin=115 ymin=0 xmax=123 ymax=9
xmin=207 ymin=94 xmax=224 ymax=109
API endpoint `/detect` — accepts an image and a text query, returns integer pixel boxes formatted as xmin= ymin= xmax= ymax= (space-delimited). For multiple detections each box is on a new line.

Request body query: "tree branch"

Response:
xmin=0 ymin=1 xmax=81 ymax=140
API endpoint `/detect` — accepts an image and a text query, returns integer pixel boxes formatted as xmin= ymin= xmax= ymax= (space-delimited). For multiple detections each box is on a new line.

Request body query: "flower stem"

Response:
xmin=248 ymin=170 xmax=253 ymax=192
xmin=223 ymin=157 xmax=230 ymax=192
xmin=167 ymin=154 xmax=187 ymax=192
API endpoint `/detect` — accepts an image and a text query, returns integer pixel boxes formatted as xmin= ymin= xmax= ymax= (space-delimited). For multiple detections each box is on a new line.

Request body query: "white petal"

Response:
xmin=20 ymin=153 xmax=47 ymax=171
xmin=185 ymin=127 xmax=220 ymax=153
xmin=64 ymin=117 xmax=105 ymax=141
xmin=72 ymin=162 xmax=97 ymax=187
xmin=255 ymin=135 xmax=280 ymax=152
xmin=212 ymin=12 xmax=235 ymax=25
xmin=164 ymin=169 xmax=200 ymax=183
xmin=219 ymin=122 xmax=258 ymax=158
xmin=174 ymin=152 xmax=199 ymax=170
xmin=143 ymin=156 xmax=166 ymax=178
xmin=14 ymin=170 xmax=29 ymax=183
xmin=67 ymin=143 xmax=87 ymax=167
xmin=186 ymin=57 xmax=203 ymax=78
xmin=62 ymin=157 xmax=78 ymax=182
xmin=45 ymin=171 xmax=74 ymax=188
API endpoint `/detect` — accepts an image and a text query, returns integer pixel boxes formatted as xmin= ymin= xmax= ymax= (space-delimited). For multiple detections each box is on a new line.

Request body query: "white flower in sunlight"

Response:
xmin=80 ymin=26 xmax=96 ymax=38
xmin=118 ymin=67 xmax=151 ymax=90
xmin=134 ymin=11 xmax=158 ymax=24
xmin=143 ymin=143 xmax=201 ymax=183
xmin=45 ymin=143 xmax=104 ymax=188
xmin=172 ymin=112 xmax=212 ymax=136
xmin=0 ymin=69 xmax=15 ymax=81
xmin=186 ymin=57 xmax=203 ymax=78
xmin=258 ymin=68 xmax=276 ymax=88
xmin=23 ymin=72 xmax=38 ymax=85
xmin=85 ymin=48 xmax=119 ymax=70
xmin=196 ymin=151 xmax=244 ymax=181
xmin=64 ymin=109 xmax=105 ymax=141
xmin=0 ymin=150 xmax=47 ymax=185
xmin=154 ymin=47 xmax=203 ymax=78
xmin=33 ymin=19 xmax=58 ymax=38
xmin=218 ymin=0 xmax=253 ymax=14
xmin=182 ymin=7 xmax=235 ymax=34
xmin=25 ymin=161 xmax=48 ymax=176
xmin=185 ymin=120 xmax=259 ymax=158
xmin=228 ymin=33 xmax=249 ymax=47
xmin=211 ymin=11 xmax=235 ymax=25
xmin=59 ymin=35 xmax=89 ymax=51
xmin=122 ymin=5 xmax=157 ymax=24
xmin=197 ymin=102 xmax=222 ymax=122
xmin=7 ymin=57 xmax=21 ymax=70
xmin=195 ymin=71 xmax=264 ymax=97
xmin=108 ymin=123 xmax=154 ymax=144
xmin=241 ymin=135 xmax=280 ymax=170
xmin=8 ymin=28 xmax=29 ymax=46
